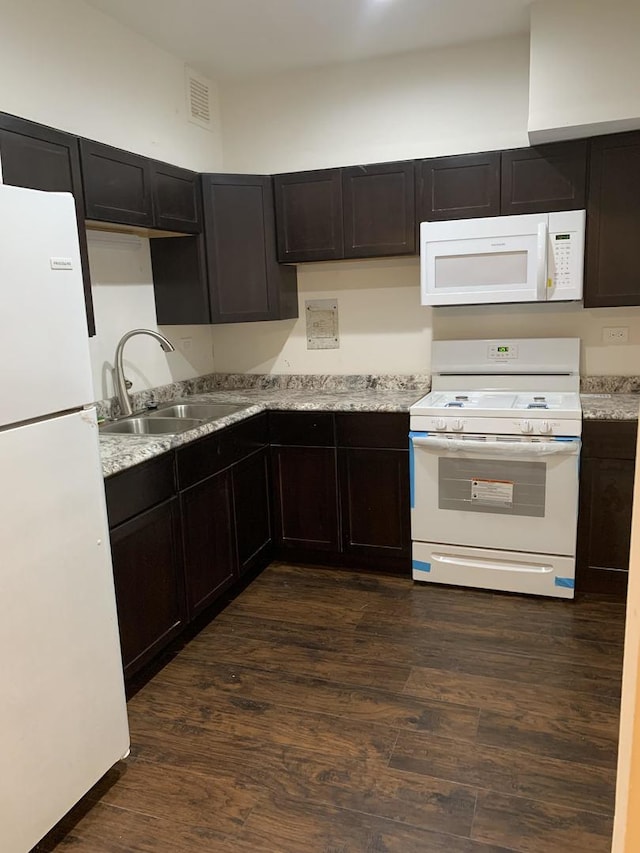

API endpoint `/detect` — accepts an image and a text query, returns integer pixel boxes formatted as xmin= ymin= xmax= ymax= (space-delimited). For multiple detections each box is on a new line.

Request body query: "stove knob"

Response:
xmin=539 ymin=420 xmax=552 ymax=434
xmin=520 ymin=419 xmax=533 ymax=434
xmin=434 ymin=418 xmax=446 ymax=430
xmin=451 ymin=418 xmax=464 ymax=431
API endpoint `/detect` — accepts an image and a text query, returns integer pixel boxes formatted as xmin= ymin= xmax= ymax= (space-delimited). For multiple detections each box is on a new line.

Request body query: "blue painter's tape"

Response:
xmin=412 ymin=559 xmax=431 ymax=573
xmin=554 ymin=577 xmax=575 ymax=589
xmin=408 ymin=432 xmax=420 ymax=509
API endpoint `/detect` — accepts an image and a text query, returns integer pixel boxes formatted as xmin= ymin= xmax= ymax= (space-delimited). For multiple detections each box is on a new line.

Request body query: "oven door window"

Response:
xmin=439 ymin=457 xmax=546 ymax=518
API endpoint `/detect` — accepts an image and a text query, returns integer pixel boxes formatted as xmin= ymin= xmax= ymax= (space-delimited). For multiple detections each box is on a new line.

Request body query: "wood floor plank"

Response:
xmin=127 ymin=689 xmax=399 ymax=764
xmin=356 ymin=609 xmax=624 ymax=671
xmin=238 ymin=793 xmax=513 ymax=853
xmin=34 ymin=799 xmax=234 ymax=852
xmin=477 ymin=708 xmax=619 ymax=768
xmin=471 ymin=789 xmax=614 ymax=853
xmin=199 ymin=612 xmax=622 ymax=699
xmin=403 ymin=666 xmax=621 ymax=722
xmin=38 ymin=562 xmax=624 ymax=853
xmin=180 ymin=628 xmax=414 ymax=693
xmin=390 ymin=730 xmax=616 ymax=814
xmin=137 ymin=657 xmax=481 ymax=740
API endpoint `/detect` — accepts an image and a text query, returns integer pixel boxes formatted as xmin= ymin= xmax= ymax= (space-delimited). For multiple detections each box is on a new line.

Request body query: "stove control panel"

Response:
xmin=487 ymin=343 xmax=519 ymax=360
xmin=411 ymin=416 xmax=581 ymax=437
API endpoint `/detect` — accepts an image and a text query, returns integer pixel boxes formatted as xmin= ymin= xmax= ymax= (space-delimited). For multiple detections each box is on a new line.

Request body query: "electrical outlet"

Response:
xmin=602 ymin=326 xmax=629 ymax=344
xmin=180 ymin=337 xmax=193 ymax=353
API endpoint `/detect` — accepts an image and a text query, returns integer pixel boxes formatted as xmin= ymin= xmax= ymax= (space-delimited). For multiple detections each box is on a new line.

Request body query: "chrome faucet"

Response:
xmin=114 ymin=329 xmax=175 ymax=417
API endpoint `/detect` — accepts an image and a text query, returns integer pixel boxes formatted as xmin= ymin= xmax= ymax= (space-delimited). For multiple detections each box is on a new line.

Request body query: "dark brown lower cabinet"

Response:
xmin=270 ymin=411 xmax=411 ymax=574
xmin=577 ymin=420 xmax=638 ymax=597
xmin=109 ymin=497 xmax=186 ymax=677
xmin=338 ymin=447 xmax=410 ymax=566
xmin=233 ymin=447 xmax=272 ymax=576
xmin=180 ymin=468 xmax=237 ymax=618
xmin=271 ymin=444 xmax=340 ymax=551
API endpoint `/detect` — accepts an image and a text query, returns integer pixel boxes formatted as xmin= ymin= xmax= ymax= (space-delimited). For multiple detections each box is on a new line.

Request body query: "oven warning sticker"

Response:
xmin=471 ymin=478 xmax=514 ymax=506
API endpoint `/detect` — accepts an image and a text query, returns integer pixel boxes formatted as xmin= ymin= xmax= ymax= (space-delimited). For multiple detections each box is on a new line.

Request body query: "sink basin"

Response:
xmin=100 ymin=417 xmax=204 ymax=435
xmin=150 ymin=403 xmax=245 ymax=420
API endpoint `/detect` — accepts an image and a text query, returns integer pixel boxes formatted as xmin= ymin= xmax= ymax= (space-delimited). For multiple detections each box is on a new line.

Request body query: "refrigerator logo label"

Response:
xmin=50 ymin=257 xmax=74 ymax=270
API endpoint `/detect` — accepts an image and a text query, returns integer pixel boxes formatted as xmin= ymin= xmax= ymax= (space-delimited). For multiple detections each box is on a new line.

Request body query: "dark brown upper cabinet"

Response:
xmin=0 ymin=113 xmax=95 ymax=335
xmin=150 ymin=160 xmax=201 ymax=233
xmin=151 ymin=174 xmax=298 ymax=325
xmin=80 ymin=139 xmax=153 ymax=227
xmin=342 ymin=161 xmax=415 ymax=257
xmin=585 ymin=131 xmax=640 ymax=308
xmin=81 ymin=140 xmax=201 ymax=233
xmin=501 ymin=141 xmax=587 ymax=215
xmin=417 ymin=142 xmax=587 ymax=223
xmin=274 ymin=162 xmax=415 ymax=262
xmin=274 ymin=168 xmax=344 ymax=263
xmin=416 ymin=152 xmax=501 ymax=222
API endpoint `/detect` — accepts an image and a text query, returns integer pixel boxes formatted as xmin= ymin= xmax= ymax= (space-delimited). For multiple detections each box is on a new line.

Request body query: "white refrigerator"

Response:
xmin=0 ymin=184 xmax=129 ymax=852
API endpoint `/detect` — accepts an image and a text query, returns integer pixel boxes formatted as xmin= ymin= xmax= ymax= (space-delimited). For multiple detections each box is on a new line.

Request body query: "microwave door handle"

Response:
xmin=536 ymin=222 xmax=548 ymax=300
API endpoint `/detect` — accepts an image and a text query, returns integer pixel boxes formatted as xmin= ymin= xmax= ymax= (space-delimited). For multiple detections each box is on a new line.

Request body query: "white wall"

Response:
xmin=0 ymin=0 xmax=222 ymax=171
xmin=2 ymin=0 xmax=222 ymax=399
xmin=529 ymin=0 xmax=640 ymax=142
xmin=217 ymin=30 xmax=640 ymax=377
xmin=87 ymin=232 xmax=214 ymax=401
xmin=220 ymin=36 xmax=530 ymax=173
xmin=212 ymin=257 xmax=431 ymax=374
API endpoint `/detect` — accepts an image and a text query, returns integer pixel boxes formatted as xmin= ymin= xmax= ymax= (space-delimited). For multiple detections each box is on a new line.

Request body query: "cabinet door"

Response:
xmin=233 ymin=447 xmax=272 ymax=577
xmin=416 ymin=152 xmax=500 ymax=221
xmin=273 ymin=169 xmax=344 ymax=262
xmin=271 ymin=445 xmax=339 ymax=551
xmin=501 ymin=142 xmax=587 ymax=216
xmin=151 ymin=235 xmax=211 ymax=324
xmin=577 ymin=457 xmax=634 ymax=596
xmin=585 ymin=131 xmax=640 ymax=307
xmin=180 ymin=468 xmax=237 ymax=617
xmin=0 ymin=113 xmax=95 ymax=335
xmin=342 ymin=161 xmax=415 ymax=257
xmin=203 ymin=173 xmax=298 ymax=323
xmin=109 ymin=497 xmax=185 ymax=678
xmin=151 ymin=161 xmax=201 ymax=233
xmin=576 ymin=420 xmax=637 ymax=596
xmin=80 ymin=139 xmax=153 ymax=227
xmin=338 ymin=447 xmax=410 ymax=571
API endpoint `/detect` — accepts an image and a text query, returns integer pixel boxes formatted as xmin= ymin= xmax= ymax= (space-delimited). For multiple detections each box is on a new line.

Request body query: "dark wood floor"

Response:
xmin=37 ymin=563 xmax=625 ymax=852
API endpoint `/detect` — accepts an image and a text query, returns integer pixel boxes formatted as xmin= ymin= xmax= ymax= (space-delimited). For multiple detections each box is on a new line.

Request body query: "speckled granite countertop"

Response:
xmin=99 ymin=387 xmax=427 ymax=478
xmin=580 ymin=393 xmax=640 ymax=421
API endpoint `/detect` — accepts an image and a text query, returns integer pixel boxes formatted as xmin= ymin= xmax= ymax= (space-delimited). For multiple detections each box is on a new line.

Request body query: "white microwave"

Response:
xmin=420 ymin=209 xmax=586 ymax=307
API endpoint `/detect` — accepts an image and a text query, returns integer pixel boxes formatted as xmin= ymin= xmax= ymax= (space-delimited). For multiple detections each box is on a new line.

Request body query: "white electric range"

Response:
xmin=409 ymin=338 xmax=582 ymax=599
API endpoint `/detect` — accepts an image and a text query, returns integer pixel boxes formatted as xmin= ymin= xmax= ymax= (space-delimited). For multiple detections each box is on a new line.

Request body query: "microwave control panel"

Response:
xmin=548 ymin=210 xmax=586 ymax=300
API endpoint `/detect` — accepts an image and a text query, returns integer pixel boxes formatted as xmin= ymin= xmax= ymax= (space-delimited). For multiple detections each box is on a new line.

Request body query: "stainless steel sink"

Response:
xmin=150 ymin=403 xmax=245 ymax=420
xmin=100 ymin=417 xmax=204 ymax=435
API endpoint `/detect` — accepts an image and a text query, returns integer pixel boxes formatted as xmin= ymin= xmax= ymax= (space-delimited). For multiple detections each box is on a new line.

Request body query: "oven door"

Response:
xmin=410 ymin=433 xmax=581 ymax=557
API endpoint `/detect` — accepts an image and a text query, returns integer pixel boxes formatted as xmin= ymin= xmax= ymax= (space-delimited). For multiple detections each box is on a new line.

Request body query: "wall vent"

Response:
xmin=185 ymin=66 xmax=212 ymax=130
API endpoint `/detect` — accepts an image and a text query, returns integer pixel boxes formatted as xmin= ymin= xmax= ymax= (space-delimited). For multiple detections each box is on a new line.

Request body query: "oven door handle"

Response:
xmin=410 ymin=435 xmax=581 ymax=456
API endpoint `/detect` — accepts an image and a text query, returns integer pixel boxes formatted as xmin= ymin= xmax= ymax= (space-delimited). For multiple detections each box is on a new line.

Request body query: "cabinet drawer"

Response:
xmin=581 ymin=420 xmax=638 ymax=460
xmin=336 ymin=412 xmax=409 ymax=449
xmin=269 ymin=411 xmax=335 ymax=446
xmin=177 ymin=413 xmax=269 ymax=489
xmin=105 ymin=453 xmax=175 ymax=528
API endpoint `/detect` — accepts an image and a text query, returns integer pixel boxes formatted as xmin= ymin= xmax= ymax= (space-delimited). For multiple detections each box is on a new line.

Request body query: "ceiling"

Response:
xmin=83 ymin=0 xmax=533 ymax=80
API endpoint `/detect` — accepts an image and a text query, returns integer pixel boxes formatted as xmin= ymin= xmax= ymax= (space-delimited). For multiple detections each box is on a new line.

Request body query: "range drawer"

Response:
xmin=105 ymin=452 xmax=175 ymax=528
